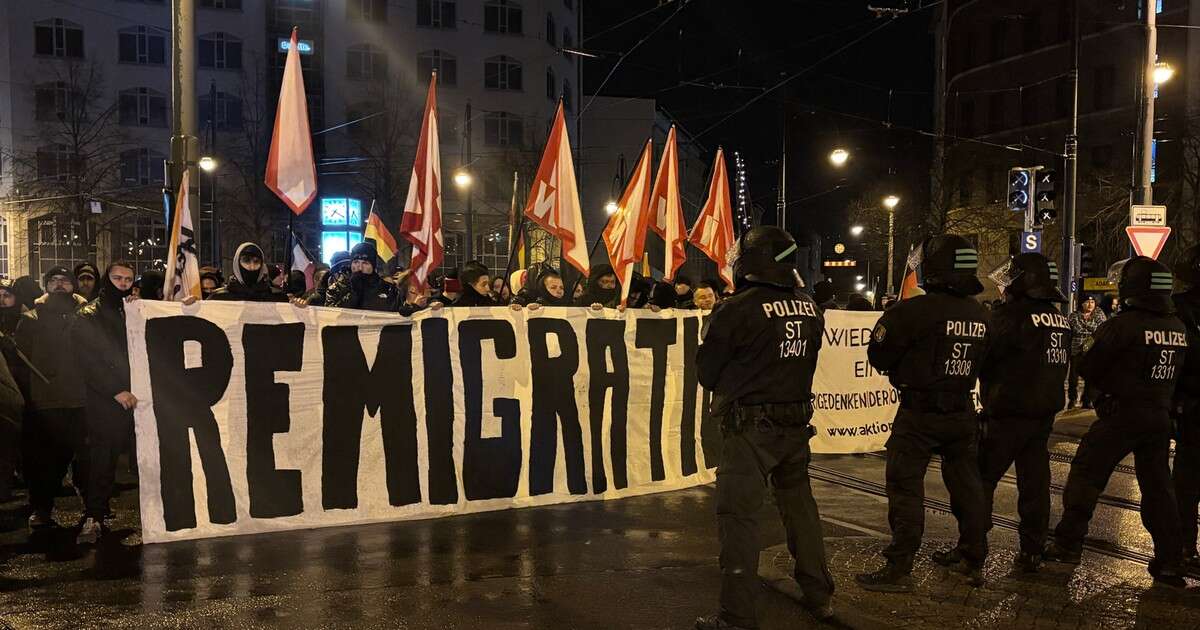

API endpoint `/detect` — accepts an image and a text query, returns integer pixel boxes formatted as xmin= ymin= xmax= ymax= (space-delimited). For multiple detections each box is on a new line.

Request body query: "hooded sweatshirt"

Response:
xmin=208 ymin=242 xmax=287 ymax=302
xmin=579 ymin=264 xmax=620 ymax=308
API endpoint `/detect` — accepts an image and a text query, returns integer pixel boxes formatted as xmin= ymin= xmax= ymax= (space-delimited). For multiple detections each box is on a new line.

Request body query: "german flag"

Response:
xmin=364 ymin=202 xmax=399 ymax=262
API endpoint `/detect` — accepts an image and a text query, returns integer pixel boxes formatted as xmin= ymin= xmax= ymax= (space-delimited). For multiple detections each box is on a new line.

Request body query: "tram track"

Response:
xmin=808 ymin=462 xmax=1157 ymax=568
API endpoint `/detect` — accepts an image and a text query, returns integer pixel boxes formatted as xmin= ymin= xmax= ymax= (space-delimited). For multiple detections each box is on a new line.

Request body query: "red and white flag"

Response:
xmin=399 ymin=73 xmax=443 ymax=290
xmin=290 ymin=232 xmax=316 ymax=291
xmin=602 ymin=139 xmax=655 ymax=306
xmin=265 ymin=28 xmax=317 ymax=215
xmin=164 ymin=170 xmax=201 ymax=301
xmin=649 ymin=126 xmax=686 ymax=281
xmin=689 ymin=148 xmax=735 ymax=292
xmin=524 ymin=102 xmax=589 ymax=276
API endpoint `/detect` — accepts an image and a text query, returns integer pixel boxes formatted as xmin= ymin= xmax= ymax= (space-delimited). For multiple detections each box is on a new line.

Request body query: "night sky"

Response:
xmin=583 ymin=0 xmax=936 ymax=244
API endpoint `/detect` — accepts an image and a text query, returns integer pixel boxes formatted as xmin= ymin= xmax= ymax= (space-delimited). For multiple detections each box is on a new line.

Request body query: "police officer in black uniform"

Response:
xmin=1044 ymin=256 xmax=1188 ymax=587
xmin=1172 ymin=245 xmax=1200 ymax=568
xmin=695 ymin=226 xmax=832 ymax=630
xmin=856 ymin=235 xmax=991 ymax=592
xmin=932 ymin=253 xmax=1071 ymax=574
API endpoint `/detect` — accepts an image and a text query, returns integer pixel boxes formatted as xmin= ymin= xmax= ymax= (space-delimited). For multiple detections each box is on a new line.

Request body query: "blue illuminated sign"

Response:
xmin=278 ymin=38 xmax=314 ymax=55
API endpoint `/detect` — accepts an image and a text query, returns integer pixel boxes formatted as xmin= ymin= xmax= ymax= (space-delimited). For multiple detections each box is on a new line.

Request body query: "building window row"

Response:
xmin=120 ymin=148 xmax=166 ymax=185
xmin=199 ymin=32 xmax=242 ymax=69
xmin=484 ymin=0 xmax=523 ymax=35
xmin=35 ymin=19 xmax=84 ymax=58
xmin=118 ymin=26 xmax=166 ymax=65
xmin=118 ymin=87 xmax=168 ymax=127
xmin=484 ymin=55 xmax=522 ymax=90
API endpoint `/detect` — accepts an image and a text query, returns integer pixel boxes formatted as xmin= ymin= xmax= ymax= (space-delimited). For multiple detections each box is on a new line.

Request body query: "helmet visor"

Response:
xmin=1107 ymin=258 xmax=1132 ymax=286
xmin=988 ymin=259 xmax=1022 ymax=291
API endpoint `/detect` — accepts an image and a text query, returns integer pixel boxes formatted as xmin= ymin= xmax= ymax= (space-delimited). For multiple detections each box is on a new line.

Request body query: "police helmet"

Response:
xmin=730 ymin=226 xmax=801 ymax=289
xmin=1177 ymin=244 xmax=1200 ymax=288
xmin=910 ymin=234 xmax=984 ymax=296
xmin=989 ymin=253 xmax=1065 ymax=302
xmin=1109 ymin=256 xmax=1175 ymax=313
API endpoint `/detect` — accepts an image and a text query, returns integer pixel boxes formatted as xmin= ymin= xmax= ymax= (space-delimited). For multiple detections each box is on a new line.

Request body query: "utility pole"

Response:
xmin=169 ymin=0 xmax=197 ymax=237
xmin=778 ymin=112 xmax=787 ymax=230
xmin=1062 ymin=0 xmax=1080 ymax=312
xmin=464 ymin=100 xmax=474 ymax=262
xmin=1140 ymin=0 xmax=1158 ymax=205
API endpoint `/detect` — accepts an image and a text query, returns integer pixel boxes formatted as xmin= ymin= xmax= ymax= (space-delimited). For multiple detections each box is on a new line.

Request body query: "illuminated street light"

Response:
xmin=1153 ymin=61 xmax=1175 ymax=85
xmin=198 ymin=156 xmax=218 ymax=172
xmin=855 ymin=275 xmax=863 ymax=281
xmin=883 ymin=195 xmax=900 ymax=210
xmin=855 ymin=282 xmax=867 ymax=292
xmin=829 ymin=148 xmax=849 ymax=167
xmin=882 ymin=195 xmax=899 ymax=296
xmin=605 ymin=200 xmax=619 ymax=215
xmin=850 ymin=225 xmax=864 ymax=236
xmin=453 ymin=171 xmax=473 ymax=188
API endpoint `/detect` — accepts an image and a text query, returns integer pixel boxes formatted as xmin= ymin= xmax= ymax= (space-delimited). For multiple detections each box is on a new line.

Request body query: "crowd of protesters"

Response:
xmin=1 ymin=235 xmax=1110 ymax=547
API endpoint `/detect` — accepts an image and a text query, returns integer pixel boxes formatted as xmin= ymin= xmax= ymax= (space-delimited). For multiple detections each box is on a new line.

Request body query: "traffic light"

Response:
xmin=1079 ymin=244 xmax=1094 ymax=277
xmin=1038 ymin=207 xmax=1058 ymax=225
xmin=1035 ymin=170 xmax=1056 ymax=207
xmin=1008 ymin=168 xmax=1032 ymax=213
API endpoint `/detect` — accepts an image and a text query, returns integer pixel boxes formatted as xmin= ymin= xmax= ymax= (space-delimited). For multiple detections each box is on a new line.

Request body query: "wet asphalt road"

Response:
xmin=0 ymin=431 xmax=1190 ymax=629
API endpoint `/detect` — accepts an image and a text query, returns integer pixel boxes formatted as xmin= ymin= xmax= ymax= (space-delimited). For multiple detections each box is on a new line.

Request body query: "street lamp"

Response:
xmin=604 ymin=200 xmax=619 ymax=215
xmin=850 ymin=224 xmax=864 ymax=237
xmin=882 ymin=195 xmax=899 ymax=296
xmin=828 ymin=148 xmax=849 ymax=167
xmin=1153 ymin=61 xmax=1175 ymax=85
xmin=453 ymin=170 xmax=473 ymax=188
xmin=198 ymin=156 xmax=217 ymax=172
xmin=855 ymin=282 xmax=867 ymax=292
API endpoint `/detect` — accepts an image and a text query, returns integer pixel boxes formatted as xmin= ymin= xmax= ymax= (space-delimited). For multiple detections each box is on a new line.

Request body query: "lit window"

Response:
xmin=484 ymin=55 xmax=522 ymax=90
xmin=34 ymin=18 xmax=84 ymax=58
xmin=484 ymin=0 xmax=523 ymax=35
xmin=199 ymin=32 xmax=243 ymax=69
xmin=417 ymin=49 xmax=457 ymax=85
xmin=118 ymin=26 xmax=166 ymax=65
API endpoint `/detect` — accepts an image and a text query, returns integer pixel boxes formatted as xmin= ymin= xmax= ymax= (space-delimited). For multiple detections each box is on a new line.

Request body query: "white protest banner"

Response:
xmin=810 ymin=310 xmax=896 ymax=453
xmin=127 ymin=301 xmax=720 ymax=543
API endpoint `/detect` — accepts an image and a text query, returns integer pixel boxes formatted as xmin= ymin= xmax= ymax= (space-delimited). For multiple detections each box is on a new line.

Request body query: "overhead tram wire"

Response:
xmin=692 ymin=18 xmax=896 ymax=140
xmin=579 ymin=0 xmax=691 ymax=118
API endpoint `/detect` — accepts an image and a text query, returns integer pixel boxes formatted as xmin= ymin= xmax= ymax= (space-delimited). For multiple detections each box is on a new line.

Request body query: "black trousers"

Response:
xmin=979 ymin=416 xmax=1053 ymax=555
xmin=716 ymin=423 xmax=832 ymax=629
xmin=0 ymin=414 xmax=16 ymax=499
xmin=85 ymin=409 xmax=133 ymax=519
xmin=1055 ymin=400 xmax=1182 ymax=570
xmin=1066 ymin=357 xmax=1096 ymax=407
xmin=884 ymin=408 xmax=988 ymax=572
xmin=21 ymin=407 xmax=87 ymax=513
xmin=1172 ymin=399 xmax=1200 ymax=556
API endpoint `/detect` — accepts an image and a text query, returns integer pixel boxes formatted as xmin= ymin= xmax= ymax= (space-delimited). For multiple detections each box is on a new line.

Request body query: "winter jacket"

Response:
xmin=73 ymin=289 xmax=133 ymax=426
xmin=1068 ymin=309 xmax=1106 ymax=355
xmin=14 ymin=293 xmax=88 ymax=410
xmin=326 ymin=272 xmax=404 ymax=312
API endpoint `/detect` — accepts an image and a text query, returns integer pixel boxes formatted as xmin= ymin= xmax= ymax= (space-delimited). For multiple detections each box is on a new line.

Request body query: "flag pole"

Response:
xmin=501 ymin=171 xmax=525 ymax=296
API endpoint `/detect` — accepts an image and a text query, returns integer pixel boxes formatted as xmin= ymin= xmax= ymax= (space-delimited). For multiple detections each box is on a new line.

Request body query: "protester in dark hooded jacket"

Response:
xmin=326 ymin=241 xmax=403 ymax=311
xmin=846 ymin=293 xmax=875 ymax=311
xmin=208 ymin=243 xmax=288 ymax=302
xmin=72 ymin=261 xmax=139 ymax=544
xmin=453 ymin=261 xmax=498 ymax=307
xmin=135 ymin=269 xmax=165 ymax=300
xmin=673 ymin=275 xmax=695 ymax=308
xmin=200 ymin=272 xmax=222 ymax=299
xmin=516 ymin=268 xmax=572 ymax=307
xmin=287 ymin=270 xmax=308 ymax=297
xmin=0 ymin=280 xmax=23 ymax=502
xmin=580 ymin=264 xmax=620 ymax=308
xmin=14 ymin=266 xmax=88 ymax=533
xmin=649 ymin=281 xmax=678 ymax=310
xmin=307 ymin=252 xmax=349 ymax=306
xmin=12 ymin=276 xmax=43 ymax=311
xmin=0 ymin=280 xmax=27 ymax=336
xmin=73 ymin=263 xmax=100 ymax=301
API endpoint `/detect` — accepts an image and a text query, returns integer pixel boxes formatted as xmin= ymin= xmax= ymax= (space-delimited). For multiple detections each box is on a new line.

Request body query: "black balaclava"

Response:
xmin=99 ymin=263 xmax=135 ymax=307
xmin=233 ymin=242 xmax=266 ymax=287
xmin=585 ymin=264 xmax=620 ymax=306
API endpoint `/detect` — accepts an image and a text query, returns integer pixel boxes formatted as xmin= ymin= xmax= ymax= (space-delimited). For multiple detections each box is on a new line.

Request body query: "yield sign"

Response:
xmin=1126 ymin=226 xmax=1172 ymax=260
